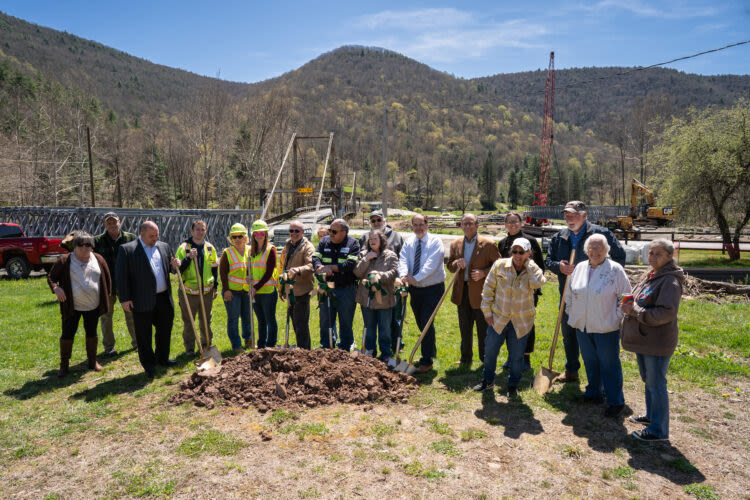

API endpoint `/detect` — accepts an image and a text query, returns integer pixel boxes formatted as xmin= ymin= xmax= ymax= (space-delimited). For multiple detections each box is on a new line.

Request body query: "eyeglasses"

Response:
xmin=370 ymin=218 xmax=383 ymax=223
xmin=230 ymin=235 xmax=244 ymax=240
xmin=289 ymin=229 xmax=302 ymax=234
xmin=329 ymin=229 xmax=339 ymax=235
xmin=511 ymin=250 xmax=525 ymax=255
xmin=77 ymin=242 xmax=93 ymax=248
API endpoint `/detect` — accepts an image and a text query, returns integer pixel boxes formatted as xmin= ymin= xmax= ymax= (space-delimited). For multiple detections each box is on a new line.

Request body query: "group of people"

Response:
xmin=47 ymin=201 xmax=683 ymax=442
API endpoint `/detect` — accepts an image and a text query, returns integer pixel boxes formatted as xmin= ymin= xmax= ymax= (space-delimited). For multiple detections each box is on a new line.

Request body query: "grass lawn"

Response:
xmin=676 ymin=249 xmax=750 ymax=268
xmin=1 ymin=272 xmax=748 ymax=499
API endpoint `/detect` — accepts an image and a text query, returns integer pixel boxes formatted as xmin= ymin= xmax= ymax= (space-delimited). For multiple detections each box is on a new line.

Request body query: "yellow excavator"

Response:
xmin=598 ymin=179 xmax=676 ymax=239
xmin=629 ymin=178 xmax=676 ymax=226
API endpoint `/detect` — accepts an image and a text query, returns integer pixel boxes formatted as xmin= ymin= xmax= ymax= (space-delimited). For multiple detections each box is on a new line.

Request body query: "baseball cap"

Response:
xmin=562 ymin=201 xmax=586 ymax=214
xmin=103 ymin=211 xmax=119 ymax=221
xmin=511 ymin=237 xmax=532 ymax=252
xmin=370 ymin=210 xmax=385 ymax=220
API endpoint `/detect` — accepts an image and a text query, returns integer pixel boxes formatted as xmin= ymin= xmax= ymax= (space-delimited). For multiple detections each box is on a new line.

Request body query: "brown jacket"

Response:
xmin=47 ymin=253 xmax=112 ymax=320
xmin=354 ymin=249 xmax=399 ymax=310
xmin=280 ymin=237 xmax=315 ymax=297
xmin=447 ymin=234 xmax=500 ymax=309
xmin=621 ymin=261 xmax=684 ymax=357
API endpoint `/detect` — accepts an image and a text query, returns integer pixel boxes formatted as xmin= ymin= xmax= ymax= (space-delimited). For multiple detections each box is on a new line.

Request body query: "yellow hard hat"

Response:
xmin=229 ymin=223 xmax=247 ymax=235
xmin=251 ymin=220 xmax=269 ymax=233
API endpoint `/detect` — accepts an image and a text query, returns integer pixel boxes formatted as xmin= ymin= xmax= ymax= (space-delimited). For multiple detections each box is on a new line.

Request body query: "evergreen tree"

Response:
xmin=508 ymin=169 xmax=519 ymax=208
xmin=479 ymin=150 xmax=496 ymax=210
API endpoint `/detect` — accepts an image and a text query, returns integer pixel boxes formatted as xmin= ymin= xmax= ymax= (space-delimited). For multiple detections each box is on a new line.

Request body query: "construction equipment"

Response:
xmin=175 ymin=270 xmax=218 ymax=370
xmin=598 ymin=215 xmax=641 ymax=240
xmin=533 ymin=51 xmax=555 ymax=207
xmin=533 ymin=249 xmax=575 ymax=394
xmin=630 ymin=178 xmax=677 ymax=226
xmin=397 ymin=272 xmax=460 ymax=375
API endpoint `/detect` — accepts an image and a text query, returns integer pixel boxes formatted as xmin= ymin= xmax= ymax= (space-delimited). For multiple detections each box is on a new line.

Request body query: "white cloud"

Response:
xmin=351 ymin=9 xmax=548 ymax=63
xmin=586 ymin=0 xmax=718 ymax=19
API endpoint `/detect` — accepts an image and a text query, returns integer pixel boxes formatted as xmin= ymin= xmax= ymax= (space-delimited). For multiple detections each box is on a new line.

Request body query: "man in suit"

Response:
xmin=446 ymin=213 xmax=500 ymax=366
xmin=116 ymin=221 xmax=179 ymax=379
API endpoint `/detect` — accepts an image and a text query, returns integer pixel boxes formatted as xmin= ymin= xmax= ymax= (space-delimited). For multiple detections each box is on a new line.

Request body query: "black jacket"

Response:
xmin=94 ymin=230 xmax=136 ymax=290
xmin=545 ymin=222 xmax=626 ymax=294
xmin=116 ymin=239 xmax=174 ymax=312
xmin=312 ymin=235 xmax=360 ymax=288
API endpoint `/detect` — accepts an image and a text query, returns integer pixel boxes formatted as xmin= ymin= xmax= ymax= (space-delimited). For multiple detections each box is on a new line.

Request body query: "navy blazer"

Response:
xmin=116 ymin=239 xmax=174 ymax=312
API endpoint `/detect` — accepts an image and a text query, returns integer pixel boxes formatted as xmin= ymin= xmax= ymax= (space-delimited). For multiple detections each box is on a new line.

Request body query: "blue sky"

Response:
xmin=2 ymin=1 xmax=748 ymax=83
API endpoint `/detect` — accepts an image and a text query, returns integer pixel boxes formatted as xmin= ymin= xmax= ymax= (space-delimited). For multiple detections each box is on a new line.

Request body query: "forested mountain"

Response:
xmin=1 ymin=10 xmax=748 ymax=213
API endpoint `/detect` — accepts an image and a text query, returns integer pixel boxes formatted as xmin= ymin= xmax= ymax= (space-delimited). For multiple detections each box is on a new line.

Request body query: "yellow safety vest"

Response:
xmin=176 ymin=241 xmax=217 ymax=295
xmin=249 ymin=246 xmax=279 ymax=294
xmin=224 ymin=245 xmax=250 ymax=292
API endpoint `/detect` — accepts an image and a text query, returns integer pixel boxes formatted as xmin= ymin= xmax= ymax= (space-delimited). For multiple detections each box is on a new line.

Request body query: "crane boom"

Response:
xmin=533 ymin=51 xmax=555 ymax=207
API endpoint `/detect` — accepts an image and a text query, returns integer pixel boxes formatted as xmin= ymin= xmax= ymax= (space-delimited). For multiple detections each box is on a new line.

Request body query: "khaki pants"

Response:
xmin=100 ymin=290 xmax=137 ymax=351
xmin=179 ymin=291 xmax=214 ymax=352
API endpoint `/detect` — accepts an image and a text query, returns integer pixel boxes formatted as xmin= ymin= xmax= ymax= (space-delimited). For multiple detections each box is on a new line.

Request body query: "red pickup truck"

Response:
xmin=0 ymin=223 xmax=68 ymax=278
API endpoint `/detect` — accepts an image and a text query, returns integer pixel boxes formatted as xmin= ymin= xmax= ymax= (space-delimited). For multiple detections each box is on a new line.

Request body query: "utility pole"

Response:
xmin=381 ymin=106 xmax=388 ymax=217
xmin=86 ymin=126 xmax=96 ymax=207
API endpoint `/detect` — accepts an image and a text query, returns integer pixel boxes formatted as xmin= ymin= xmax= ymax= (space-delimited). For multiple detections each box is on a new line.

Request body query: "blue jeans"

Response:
xmin=636 ymin=353 xmax=671 ymax=438
xmin=483 ymin=323 xmax=527 ymax=388
xmin=576 ymin=329 xmax=624 ymax=406
xmin=224 ymin=290 xmax=251 ymax=349
xmin=409 ymin=283 xmax=444 ymax=366
xmin=319 ymin=285 xmax=356 ymax=350
xmin=363 ymin=306 xmax=393 ymax=359
xmin=253 ymin=290 xmax=278 ymax=348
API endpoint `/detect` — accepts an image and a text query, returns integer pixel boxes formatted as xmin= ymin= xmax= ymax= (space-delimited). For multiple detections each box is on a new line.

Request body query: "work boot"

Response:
xmin=58 ymin=339 xmax=74 ymax=378
xmin=555 ymin=371 xmax=579 ymax=383
xmin=85 ymin=336 xmax=103 ymax=372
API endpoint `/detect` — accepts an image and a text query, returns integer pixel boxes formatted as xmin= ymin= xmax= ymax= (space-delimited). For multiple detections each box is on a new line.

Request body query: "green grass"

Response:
xmin=0 ymin=267 xmax=748 ymax=494
xmin=176 ymin=429 xmax=246 ymax=456
xmin=676 ymin=249 xmax=750 ymax=268
xmin=429 ymin=439 xmax=461 ymax=457
xmin=684 ymin=483 xmax=721 ymax=500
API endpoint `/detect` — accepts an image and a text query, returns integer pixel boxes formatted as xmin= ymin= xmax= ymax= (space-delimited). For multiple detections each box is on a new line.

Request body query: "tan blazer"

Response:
xmin=446 ymin=234 xmax=500 ymax=309
xmin=280 ymin=237 xmax=315 ymax=296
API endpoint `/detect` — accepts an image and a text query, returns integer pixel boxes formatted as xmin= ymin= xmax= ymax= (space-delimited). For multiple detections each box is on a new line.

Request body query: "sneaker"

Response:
xmin=507 ymin=386 xmax=519 ymax=398
xmin=103 ymin=348 xmax=118 ymax=357
xmin=629 ymin=414 xmax=651 ymax=425
xmin=472 ymin=380 xmax=495 ymax=392
xmin=631 ymin=429 xmax=668 ymax=442
xmin=604 ymin=404 xmax=625 ymax=418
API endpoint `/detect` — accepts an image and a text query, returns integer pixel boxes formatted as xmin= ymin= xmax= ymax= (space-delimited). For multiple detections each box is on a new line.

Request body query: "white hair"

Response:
xmin=649 ymin=238 xmax=675 ymax=256
xmin=584 ymin=234 xmax=610 ymax=255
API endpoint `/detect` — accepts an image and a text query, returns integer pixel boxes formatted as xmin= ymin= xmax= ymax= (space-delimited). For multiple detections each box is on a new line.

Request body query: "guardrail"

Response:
xmin=0 ymin=206 xmax=259 ymax=252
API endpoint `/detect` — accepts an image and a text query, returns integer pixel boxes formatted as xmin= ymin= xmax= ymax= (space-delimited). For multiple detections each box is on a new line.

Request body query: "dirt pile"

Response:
xmin=169 ymin=348 xmax=418 ymax=412
xmin=624 ymin=268 xmax=750 ymax=302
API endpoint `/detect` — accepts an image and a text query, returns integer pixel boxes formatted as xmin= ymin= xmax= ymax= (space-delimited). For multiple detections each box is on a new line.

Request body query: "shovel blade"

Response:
xmin=197 ymin=357 xmax=219 ymax=371
xmin=204 ymin=345 xmax=222 ymax=364
xmin=533 ymin=366 xmax=559 ymax=395
xmin=404 ymin=364 xmax=418 ymax=376
xmin=395 ymin=359 xmax=409 ymax=372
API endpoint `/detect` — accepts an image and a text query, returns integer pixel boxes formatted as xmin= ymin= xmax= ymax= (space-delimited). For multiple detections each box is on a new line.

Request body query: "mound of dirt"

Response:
xmin=169 ymin=348 xmax=418 ymax=412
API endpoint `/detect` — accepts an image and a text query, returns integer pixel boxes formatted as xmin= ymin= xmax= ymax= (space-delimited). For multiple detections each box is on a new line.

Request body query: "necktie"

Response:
xmin=413 ymin=238 xmax=422 ymax=275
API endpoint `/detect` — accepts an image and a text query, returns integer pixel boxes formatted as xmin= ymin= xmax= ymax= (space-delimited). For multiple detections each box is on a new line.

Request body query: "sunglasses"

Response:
xmin=370 ymin=218 xmax=383 ymax=223
xmin=329 ymin=229 xmax=339 ymax=235
xmin=230 ymin=235 xmax=244 ymax=240
xmin=289 ymin=229 xmax=302 ymax=234
xmin=77 ymin=242 xmax=93 ymax=248
xmin=511 ymin=250 xmax=526 ymax=255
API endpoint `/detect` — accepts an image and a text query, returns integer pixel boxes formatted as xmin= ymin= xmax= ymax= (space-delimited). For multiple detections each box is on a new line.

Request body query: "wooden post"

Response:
xmin=86 ymin=126 xmax=96 ymax=207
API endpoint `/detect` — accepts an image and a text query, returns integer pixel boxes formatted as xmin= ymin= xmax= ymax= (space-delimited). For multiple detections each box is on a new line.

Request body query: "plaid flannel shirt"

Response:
xmin=480 ymin=257 xmax=546 ymax=338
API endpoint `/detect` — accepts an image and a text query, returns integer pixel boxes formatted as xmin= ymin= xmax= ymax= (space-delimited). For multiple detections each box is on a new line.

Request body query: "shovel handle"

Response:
xmin=548 ymin=249 xmax=576 ymax=370
xmin=407 ymin=272 xmax=460 ymax=366
xmin=194 ymin=259 xmax=211 ymax=349
xmin=284 ymin=306 xmax=290 ymax=347
xmin=176 ymin=269 xmax=204 ymax=358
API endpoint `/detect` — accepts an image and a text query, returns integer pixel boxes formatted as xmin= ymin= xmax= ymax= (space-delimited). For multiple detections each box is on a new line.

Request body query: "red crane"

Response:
xmin=533 ymin=51 xmax=555 ymax=207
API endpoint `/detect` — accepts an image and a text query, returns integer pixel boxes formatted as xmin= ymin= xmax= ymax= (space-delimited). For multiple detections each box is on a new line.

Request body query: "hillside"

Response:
xmin=0 ymin=11 xmax=250 ymax=116
xmin=1 ymin=10 xmax=749 ymax=212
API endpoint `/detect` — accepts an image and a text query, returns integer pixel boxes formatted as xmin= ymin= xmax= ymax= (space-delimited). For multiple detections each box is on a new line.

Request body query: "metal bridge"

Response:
xmin=529 ymin=205 xmax=630 ymax=221
xmin=1 ymin=207 xmax=259 ymax=252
